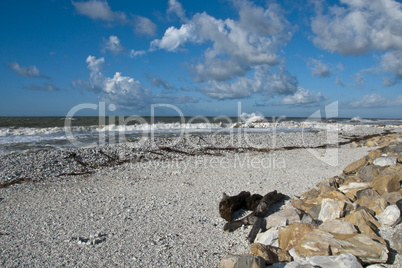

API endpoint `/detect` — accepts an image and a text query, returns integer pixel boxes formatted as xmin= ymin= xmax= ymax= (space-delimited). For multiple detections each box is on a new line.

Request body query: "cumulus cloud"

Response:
xmin=311 ymin=0 xmax=402 ymax=55
xmin=346 ymin=93 xmax=402 ymax=108
xmin=381 ymin=51 xmax=402 ymax=79
xmin=72 ymin=0 xmax=126 ymax=22
xmin=150 ymin=24 xmax=196 ymax=52
xmin=26 ymin=82 xmax=60 ymax=91
xmin=8 ymin=62 xmax=47 ymax=78
xmin=102 ymin=35 xmax=125 ymax=54
xmin=201 ymin=66 xmax=298 ymax=100
xmin=307 ymin=58 xmax=331 ymax=77
xmin=152 ymin=1 xmax=291 ymax=81
xmin=280 ymin=87 xmax=327 ymax=105
xmin=82 ymin=55 xmax=151 ymax=109
xmin=76 ymin=55 xmax=196 ymax=110
xmin=167 ymin=0 xmax=186 ymax=21
xmin=133 ymin=15 xmax=157 ymax=36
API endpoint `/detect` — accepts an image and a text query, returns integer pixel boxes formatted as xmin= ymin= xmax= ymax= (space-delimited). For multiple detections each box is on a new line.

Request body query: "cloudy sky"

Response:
xmin=1 ymin=0 xmax=402 ymax=118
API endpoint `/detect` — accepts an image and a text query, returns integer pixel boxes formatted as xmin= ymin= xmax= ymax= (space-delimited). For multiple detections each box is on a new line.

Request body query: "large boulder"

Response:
xmin=377 ymin=204 xmax=401 ymax=226
xmin=219 ymin=254 xmax=265 ymax=268
xmin=294 ymin=229 xmax=389 ymax=264
xmin=370 ymin=174 xmax=401 ymax=195
xmin=250 ymin=243 xmax=292 ymax=265
xmin=319 ymin=219 xmax=358 ymax=234
xmin=278 ymin=223 xmax=317 ymax=251
xmin=344 ymin=157 xmax=368 ymax=175
xmin=318 ymin=198 xmax=346 ymax=222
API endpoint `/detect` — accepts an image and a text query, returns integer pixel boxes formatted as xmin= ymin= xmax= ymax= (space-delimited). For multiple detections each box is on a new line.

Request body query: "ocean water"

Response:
xmin=0 ymin=115 xmax=401 ymax=155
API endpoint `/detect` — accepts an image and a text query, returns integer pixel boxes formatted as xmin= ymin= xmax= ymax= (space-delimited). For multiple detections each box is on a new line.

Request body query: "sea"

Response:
xmin=1 ymin=115 xmax=401 ymax=155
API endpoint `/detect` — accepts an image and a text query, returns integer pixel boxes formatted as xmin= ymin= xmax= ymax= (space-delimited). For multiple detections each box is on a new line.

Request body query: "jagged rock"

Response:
xmin=219 ymin=191 xmax=250 ymax=221
xmin=356 ymin=188 xmax=380 ymax=200
xmin=319 ymin=219 xmax=358 ymax=234
xmin=392 ymin=228 xmax=402 ymax=254
xmin=300 ymin=188 xmax=319 ymax=200
xmin=344 ymin=209 xmax=385 ymax=244
xmin=356 ymin=195 xmax=388 ymax=215
xmin=343 ymin=157 xmax=368 ymax=175
xmin=370 ymin=174 xmax=401 ymax=195
xmin=316 ymin=177 xmax=337 ymax=188
xmin=265 ymin=206 xmax=302 ymax=230
xmin=339 ymin=182 xmax=370 ymax=201
xmin=318 ymin=198 xmax=346 ymax=222
xmin=255 ymin=224 xmax=282 ymax=247
xmin=368 ymin=149 xmax=382 ymax=160
xmin=381 ymin=192 xmax=402 ymax=204
xmin=294 ymin=229 xmax=388 ymax=264
xmin=320 ymin=190 xmax=351 ymax=203
xmin=219 ymin=254 xmax=266 ymax=268
xmin=377 ymin=204 xmax=400 ymax=226
xmin=291 ymin=191 xmax=350 ymax=213
xmin=358 ymin=165 xmax=385 ymax=182
xmin=373 ymin=157 xmax=397 ymax=167
xmin=250 ymin=243 xmax=292 ymax=265
xmin=278 ymin=223 xmax=317 ymax=251
xmin=307 ymin=204 xmax=321 ymax=220
xmin=365 ymin=140 xmax=377 ymax=147
xmin=284 ymin=253 xmax=363 ymax=268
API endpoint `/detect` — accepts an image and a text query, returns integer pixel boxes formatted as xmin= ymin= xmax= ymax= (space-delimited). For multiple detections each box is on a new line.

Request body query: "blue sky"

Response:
xmin=1 ymin=0 xmax=402 ymax=118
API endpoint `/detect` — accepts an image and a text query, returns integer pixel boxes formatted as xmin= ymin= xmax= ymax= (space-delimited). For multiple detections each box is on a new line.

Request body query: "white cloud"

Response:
xmin=281 ymin=87 xmax=326 ymax=105
xmin=201 ymin=66 xmax=298 ymax=100
xmin=83 ymin=55 xmax=151 ymax=109
xmin=307 ymin=58 xmax=331 ymax=77
xmin=152 ymin=1 xmax=291 ymax=82
xmin=78 ymin=55 xmax=196 ymax=109
xmin=133 ymin=16 xmax=157 ymax=36
xmin=102 ymin=35 xmax=125 ymax=54
xmin=72 ymin=0 xmax=126 ymax=22
xmin=381 ymin=50 xmax=402 ymax=79
xmin=129 ymin=49 xmax=146 ymax=58
xmin=167 ymin=0 xmax=186 ymax=21
xmin=150 ymin=24 xmax=196 ymax=52
xmin=311 ymin=0 xmax=402 ymax=55
xmin=8 ymin=62 xmax=46 ymax=78
xmin=346 ymin=93 xmax=402 ymax=108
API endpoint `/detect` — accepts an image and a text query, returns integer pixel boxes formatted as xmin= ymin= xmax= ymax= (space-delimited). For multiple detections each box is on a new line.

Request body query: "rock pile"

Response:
xmin=219 ymin=132 xmax=402 ymax=267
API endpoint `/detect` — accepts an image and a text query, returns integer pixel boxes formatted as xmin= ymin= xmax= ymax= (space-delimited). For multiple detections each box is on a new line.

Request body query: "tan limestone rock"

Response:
xmin=319 ymin=219 xmax=358 ymax=234
xmin=219 ymin=254 xmax=265 ymax=268
xmin=278 ymin=223 xmax=317 ymax=251
xmin=370 ymin=174 xmax=401 ymax=195
xmin=318 ymin=198 xmax=346 ymax=222
xmin=294 ymin=229 xmax=389 ymax=264
xmin=343 ymin=157 xmax=368 ymax=175
xmin=250 ymin=243 xmax=292 ymax=265
xmin=368 ymin=149 xmax=382 ymax=161
xmin=355 ymin=196 xmax=388 ymax=215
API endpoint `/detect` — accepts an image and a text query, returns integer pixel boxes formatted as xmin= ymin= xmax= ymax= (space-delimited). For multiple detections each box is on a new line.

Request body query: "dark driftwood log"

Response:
xmin=223 ymin=190 xmax=285 ymax=243
xmin=219 ymin=191 xmax=251 ymax=221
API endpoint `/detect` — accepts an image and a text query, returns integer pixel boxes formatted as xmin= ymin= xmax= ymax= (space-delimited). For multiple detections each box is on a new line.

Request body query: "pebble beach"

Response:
xmin=0 ymin=126 xmax=401 ymax=267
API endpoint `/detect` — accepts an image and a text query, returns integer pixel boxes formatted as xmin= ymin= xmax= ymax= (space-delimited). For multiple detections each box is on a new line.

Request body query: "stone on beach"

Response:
xmin=294 ymin=229 xmax=389 ymax=264
xmin=377 ymin=204 xmax=401 ymax=226
xmin=373 ymin=157 xmax=397 ymax=167
xmin=219 ymin=254 xmax=266 ymax=268
xmin=278 ymin=223 xmax=317 ymax=251
xmin=343 ymin=157 xmax=368 ymax=175
xmin=284 ymin=253 xmax=363 ymax=268
xmin=319 ymin=219 xmax=357 ymax=234
xmin=250 ymin=243 xmax=292 ymax=265
xmin=318 ymin=198 xmax=346 ymax=222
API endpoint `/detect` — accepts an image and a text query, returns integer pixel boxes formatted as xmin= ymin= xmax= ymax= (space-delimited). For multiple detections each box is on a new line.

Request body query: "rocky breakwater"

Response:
xmin=219 ymin=132 xmax=402 ymax=268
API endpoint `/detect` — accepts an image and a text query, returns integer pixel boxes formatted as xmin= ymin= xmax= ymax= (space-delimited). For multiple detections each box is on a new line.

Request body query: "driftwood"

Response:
xmin=222 ymin=190 xmax=285 ymax=243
